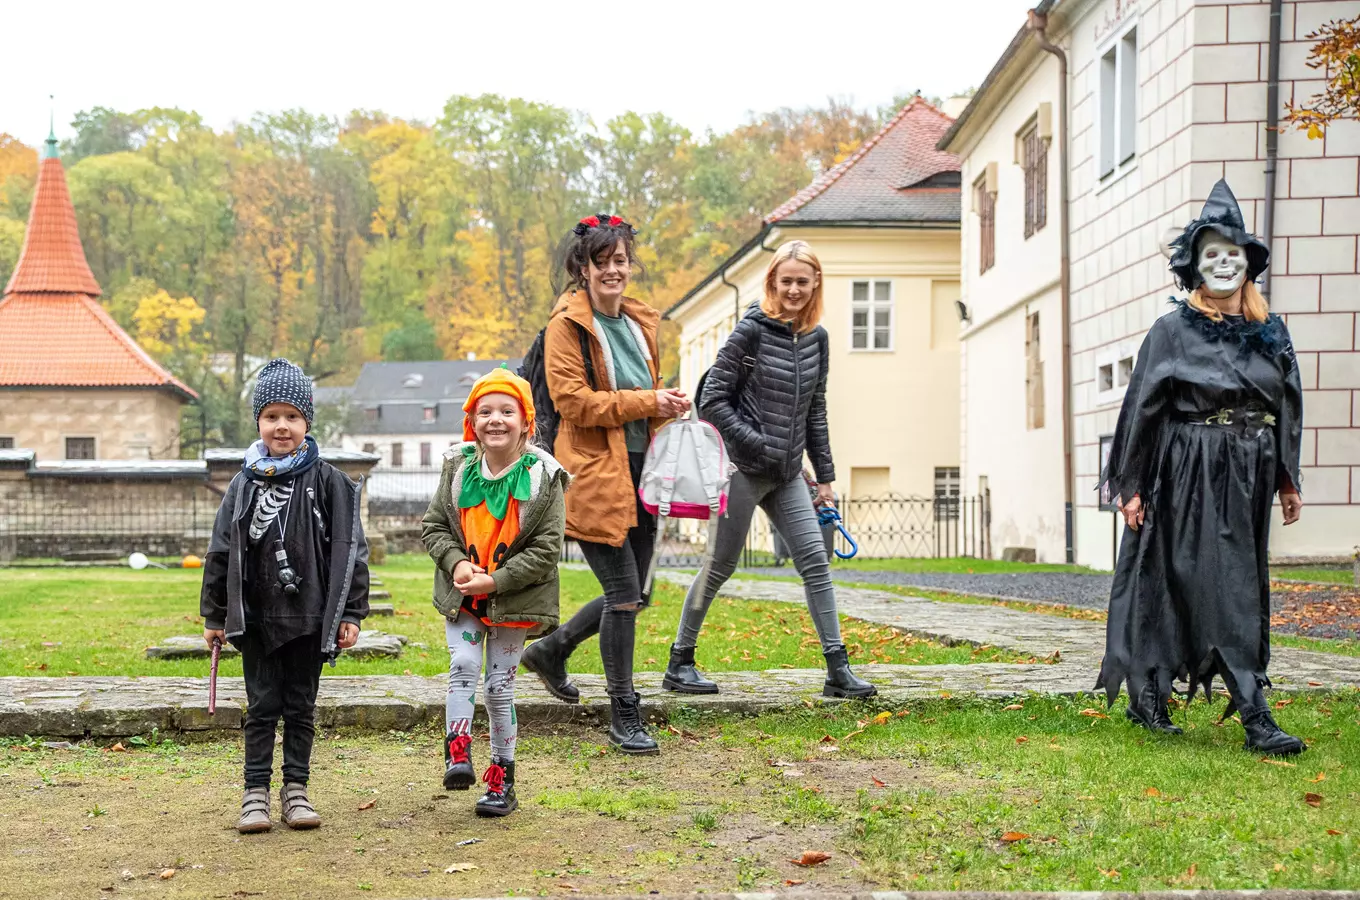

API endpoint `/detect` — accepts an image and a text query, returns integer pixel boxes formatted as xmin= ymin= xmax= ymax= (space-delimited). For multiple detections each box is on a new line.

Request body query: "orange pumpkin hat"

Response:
xmin=462 ymin=366 xmax=536 ymax=443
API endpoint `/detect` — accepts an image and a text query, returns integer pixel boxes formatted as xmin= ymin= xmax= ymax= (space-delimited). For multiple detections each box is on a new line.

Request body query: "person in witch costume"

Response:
xmin=422 ymin=367 xmax=569 ymax=816
xmin=1097 ymin=179 xmax=1306 ymax=756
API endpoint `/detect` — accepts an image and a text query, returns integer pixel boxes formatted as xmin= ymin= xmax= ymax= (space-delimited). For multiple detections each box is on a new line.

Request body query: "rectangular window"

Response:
xmin=1099 ymin=26 xmax=1138 ymax=178
xmin=1022 ymin=123 xmax=1048 ymax=238
xmin=65 ymin=437 xmax=96 ymax=460
xmin=850 ymin=466 xmax=892 ymax=500
xmin=1098 ymin=363 xmax=1114 ymax=393
xmin=391 ymin=442 xmax=403 ymax=468
xmin=934 ymin=467 xmax=961 ymax=521
xmin=1117 ymin=355 xmax=1135 ymax=387
xmin=362 ymin=442 xmax=376 ymax=455
xmin=420 ymin=441 xmax=432 ymax=468
xmin=850 ymin=280 xmax=893 ymax=351
xmin=975 ymin=178 xmax=996 ymax=273
xmin=1025 ymin=312 xmax=1045 ymax=430
xmin=422 ymin=406 xmax=436 ymax=423
xmin=0 ymin=437 xmax=13 ymax=449
xmin=364 ymin=406 xmax=380 ymax=423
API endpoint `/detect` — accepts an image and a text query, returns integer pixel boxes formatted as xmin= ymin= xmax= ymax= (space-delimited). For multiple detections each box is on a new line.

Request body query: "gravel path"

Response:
xmin=744 ymin=567 xmax=1360 ymax=642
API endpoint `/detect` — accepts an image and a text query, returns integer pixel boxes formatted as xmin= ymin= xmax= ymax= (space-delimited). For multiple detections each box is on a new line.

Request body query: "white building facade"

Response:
xmin=944 ymin=0 xmax=1360 ymax=567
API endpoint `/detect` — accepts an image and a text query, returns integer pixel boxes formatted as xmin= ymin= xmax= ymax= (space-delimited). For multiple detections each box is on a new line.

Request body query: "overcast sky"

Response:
xmin=7 ymin=0 xmax=1036 ymax=148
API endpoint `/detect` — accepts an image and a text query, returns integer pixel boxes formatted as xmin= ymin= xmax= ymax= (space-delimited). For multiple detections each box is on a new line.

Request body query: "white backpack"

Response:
xmin=637 ymin=407 xmax=731 ymax=598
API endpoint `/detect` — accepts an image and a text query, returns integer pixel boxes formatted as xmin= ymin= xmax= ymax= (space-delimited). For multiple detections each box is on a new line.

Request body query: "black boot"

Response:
xmin=474 ymin=759 xmax=518 ymax=817
xmin=1240 ymin=705 xmax=1307 ymax=756
xmin=661 ymin=644 xmax=719 ymax=694
xmin=823 ymin=646 xmax=877 ymax=698
xmin=608 ymin=693 xmax=659 ymax=755
xmin=442 ymin=732 xmax=474 ymax=790
xmin=521 ymin=634 xmax=579 ymax=704
xmin=1125 ymin=681 xmax=1183 ymax=734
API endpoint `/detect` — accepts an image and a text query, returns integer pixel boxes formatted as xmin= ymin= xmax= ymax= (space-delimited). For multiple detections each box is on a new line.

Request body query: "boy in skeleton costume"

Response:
xmin=202 ymin=358 xmax=371 ymax=832
xmin=1097 ymin=180 xmax=1306 ymax=756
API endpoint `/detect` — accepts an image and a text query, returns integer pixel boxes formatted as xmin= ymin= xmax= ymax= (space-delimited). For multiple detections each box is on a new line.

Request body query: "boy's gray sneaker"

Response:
xmin=280 ymin=782 xmax=321 ymax=829
xmin=237 ymin=787 xmax=272 ymax=833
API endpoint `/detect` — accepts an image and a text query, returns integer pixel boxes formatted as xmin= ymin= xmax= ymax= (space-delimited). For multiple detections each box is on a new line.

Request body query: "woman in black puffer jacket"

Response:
xmin=663 ymin=240 xmax=875 ymax=699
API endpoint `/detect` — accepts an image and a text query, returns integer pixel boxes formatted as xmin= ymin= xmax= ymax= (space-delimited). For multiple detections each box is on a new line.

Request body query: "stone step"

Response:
xmin=144 ymin=630 xmax=407 ymax=661
xmin=370 ymin=603 xmax=394 ymax=616
xmin=371 ymin=590 xmax=392 ymax=600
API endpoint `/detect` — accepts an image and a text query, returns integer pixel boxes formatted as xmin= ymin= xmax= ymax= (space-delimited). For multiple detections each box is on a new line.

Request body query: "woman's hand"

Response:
xmin=203 ymin=628 xmax=225 ymax=649
xmin=814 ymin=483 xmax=836 ymax=509
xmin=457 ymin=573 xmax=497 ymax=596
xmin=1119 ymin=494 xmax=1145 ymax=531
xmin=656 ymin=388 xmax=691 ymax=418
xmin=1280 ymin=490 xmax=1303 ymax=525
xmin=337 ymin=622 xmax=360 ymax=649
xmin=453 ymin=559 xmax=482 ymax=586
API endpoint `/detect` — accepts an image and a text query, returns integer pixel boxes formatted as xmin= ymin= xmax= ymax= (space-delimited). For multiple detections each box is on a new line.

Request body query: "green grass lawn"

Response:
xmin=1275 ymin=566 xmax=1355 ymax=585
xmin=2 ymin=691 xmax=1355 ymax=895
xmin=0 ymin=554 xmax=983 ymax=678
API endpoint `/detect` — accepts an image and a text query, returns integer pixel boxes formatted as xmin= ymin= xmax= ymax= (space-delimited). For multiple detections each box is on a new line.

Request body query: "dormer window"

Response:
xmin=402 ymin=373 xmax=424 ymax=389
xmin=423 ymin=405 xmax=437 ymax=423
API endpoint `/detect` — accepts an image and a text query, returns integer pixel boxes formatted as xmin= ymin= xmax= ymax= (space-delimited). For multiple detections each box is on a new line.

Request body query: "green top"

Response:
xmin=594 ymin=310 xmax=652 ymax=452
xmin=457 ymin=445 xmax=535 ymax=519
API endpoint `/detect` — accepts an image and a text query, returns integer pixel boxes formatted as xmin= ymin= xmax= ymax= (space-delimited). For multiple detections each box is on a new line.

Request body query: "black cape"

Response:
xmin=1097 ymin=300 xmax=1303 ymax=707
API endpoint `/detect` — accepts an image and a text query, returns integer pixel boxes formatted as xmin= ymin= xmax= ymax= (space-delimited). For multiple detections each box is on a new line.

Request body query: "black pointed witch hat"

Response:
xmin=1167 ymin=179 xmax=1270 ymax=291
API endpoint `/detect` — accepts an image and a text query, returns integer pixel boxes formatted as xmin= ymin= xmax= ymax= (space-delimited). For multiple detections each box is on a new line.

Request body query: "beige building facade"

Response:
xmin=0 ymin=389 xmax=185 ymax=461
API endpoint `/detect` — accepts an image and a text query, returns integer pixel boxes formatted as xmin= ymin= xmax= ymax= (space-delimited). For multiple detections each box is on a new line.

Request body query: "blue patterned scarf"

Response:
xmin=243 ymin=435 xmax=320 ymax=481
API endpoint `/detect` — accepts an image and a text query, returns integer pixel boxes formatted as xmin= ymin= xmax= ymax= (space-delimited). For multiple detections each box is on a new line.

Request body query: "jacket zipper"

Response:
xmin=788 ymin=330 xmax=800 ymax=477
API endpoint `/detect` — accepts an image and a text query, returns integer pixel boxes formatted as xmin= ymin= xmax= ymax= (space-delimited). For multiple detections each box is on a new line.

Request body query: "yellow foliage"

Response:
xmin=132 ymin=290 xmax=207 ymax=358
xmin=0 ymin=134 xmax=37 ymax=187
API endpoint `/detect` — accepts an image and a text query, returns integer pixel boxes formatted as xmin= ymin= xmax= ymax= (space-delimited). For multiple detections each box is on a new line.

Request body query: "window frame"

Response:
xmin=1020 ymin=120 xmax=1048 ymax=239
xmin=1025 ymin=311 xmax=1045 ymax=431
xmin=420 ymin=441 xmax=432 ymax=468
xmin=0 ymin=436 xmax=14 ymax=450
xmin=65 ymin=436 xmax=97 ymax=460
xmin=934 ymin=466 xmax=962 ymax=522
xmin=390 ymin=442 xmax=404 ymax=468
xmin=1097 ymin=20 xmax=1139 ymax=183
xmin=849 ymin=279 xmax=895 ymax=353
xmin=974 ymin=176 xmax=996 ymax=274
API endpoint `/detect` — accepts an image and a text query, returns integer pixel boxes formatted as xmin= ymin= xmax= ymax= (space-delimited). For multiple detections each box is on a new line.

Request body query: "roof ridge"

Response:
xmin=763 ymin=96 xmax=945 ymax=225
xmin=78 ymin=295 xmax=192 ymax=394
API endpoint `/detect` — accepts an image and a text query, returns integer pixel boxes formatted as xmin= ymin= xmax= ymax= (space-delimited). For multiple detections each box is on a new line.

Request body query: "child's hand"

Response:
xmin=337 ymin=622 xmax=360 ymax=649
xmin=453 ymin=559 xmax=484 ymax=585
xmin=203 ymin=628 xmax=225 ymax=649
xmin=457 ymin=573 xmax=497 ymax=596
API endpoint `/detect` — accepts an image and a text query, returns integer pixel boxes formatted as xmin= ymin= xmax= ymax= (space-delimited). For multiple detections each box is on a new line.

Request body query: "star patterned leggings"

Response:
xmin=444 ymin=611 xmax=528 ymax=761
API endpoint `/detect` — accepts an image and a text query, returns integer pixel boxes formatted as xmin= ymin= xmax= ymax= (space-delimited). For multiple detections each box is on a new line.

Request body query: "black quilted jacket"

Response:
xmin=699 ymin=305 xmax=834 ymax=484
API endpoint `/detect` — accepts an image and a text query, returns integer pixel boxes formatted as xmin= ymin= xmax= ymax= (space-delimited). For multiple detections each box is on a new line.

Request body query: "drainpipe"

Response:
xmin=720 ymin=267 xmax=740 ymax=322
xmin=1261 ymin=0 xmax=1283 ymax=300
xmin=1029 ymin=8 xmax=1076 ymax=565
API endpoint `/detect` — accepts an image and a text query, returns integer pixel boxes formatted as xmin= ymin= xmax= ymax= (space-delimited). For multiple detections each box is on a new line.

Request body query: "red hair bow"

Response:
xmin=580 ymin=215 xmax=600 ymax=227
xmin=608 ymin=215 xmax=622 ymax=226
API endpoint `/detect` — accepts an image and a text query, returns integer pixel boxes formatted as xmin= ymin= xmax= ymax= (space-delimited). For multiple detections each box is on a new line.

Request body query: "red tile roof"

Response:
xmin=0 ymin=151 xmax=196 ymax=400
xmin=4 ymin=157 xmax=101 ymax=296
xmin=765 ymin=97 xmax=961 ymax=225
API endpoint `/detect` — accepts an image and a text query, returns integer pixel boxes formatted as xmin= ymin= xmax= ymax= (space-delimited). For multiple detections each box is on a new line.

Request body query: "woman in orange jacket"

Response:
xmin=520 ymin=214 xmax=691 ymax=755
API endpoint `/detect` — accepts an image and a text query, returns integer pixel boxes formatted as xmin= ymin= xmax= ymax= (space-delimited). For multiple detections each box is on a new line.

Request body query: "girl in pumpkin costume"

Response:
xmin=421 ymin=367 xmax=569 ymax=816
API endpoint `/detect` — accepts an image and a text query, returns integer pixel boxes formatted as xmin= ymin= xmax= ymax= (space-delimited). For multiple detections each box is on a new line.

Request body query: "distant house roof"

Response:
xmin=319 ymin=359 xmax=523 ymax=437
xmin=0 ymin=130 xmax=195 ymax=401
xmin=667 ymin=98 xmax=962 ymax=321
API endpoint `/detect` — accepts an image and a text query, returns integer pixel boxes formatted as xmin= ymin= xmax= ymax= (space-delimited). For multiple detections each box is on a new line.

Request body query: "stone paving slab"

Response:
xmin=3 ymin=575 xmax=1358 ymax=737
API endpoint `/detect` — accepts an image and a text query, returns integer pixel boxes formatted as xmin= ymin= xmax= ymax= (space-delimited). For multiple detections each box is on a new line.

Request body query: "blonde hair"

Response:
xmin=761 ymin=241 xmax=824 ymax=334
xmin=1186 ymin=281 xmax=1269 ymax=324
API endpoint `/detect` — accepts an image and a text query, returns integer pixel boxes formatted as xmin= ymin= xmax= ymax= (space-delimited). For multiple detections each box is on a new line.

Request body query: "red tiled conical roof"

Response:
xmin=0 ymin=137 xmax=196 ymax=400
xmin=4 ymin=156 xmax=101 ymax=295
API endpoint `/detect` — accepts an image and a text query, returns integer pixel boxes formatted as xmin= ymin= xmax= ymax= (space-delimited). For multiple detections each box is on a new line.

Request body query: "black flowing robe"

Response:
xmin=1097 ymin=300 xmax=1303 ymax=707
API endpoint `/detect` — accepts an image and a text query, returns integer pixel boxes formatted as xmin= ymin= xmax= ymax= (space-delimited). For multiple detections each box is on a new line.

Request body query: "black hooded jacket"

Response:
xmin=200 ymin=459 xmax=369 ymax=661
xmin=699 ymin=304 xmax=834 ymax=485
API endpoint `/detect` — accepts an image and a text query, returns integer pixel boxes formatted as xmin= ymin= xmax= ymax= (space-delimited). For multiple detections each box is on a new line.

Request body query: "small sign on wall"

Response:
xmin=1098 ymin=434 xmax=1116 ymax=512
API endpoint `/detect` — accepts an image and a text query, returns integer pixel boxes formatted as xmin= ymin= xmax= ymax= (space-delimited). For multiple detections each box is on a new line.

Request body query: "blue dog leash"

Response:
xmin=817 ymin=506 xmax=858 ymax=559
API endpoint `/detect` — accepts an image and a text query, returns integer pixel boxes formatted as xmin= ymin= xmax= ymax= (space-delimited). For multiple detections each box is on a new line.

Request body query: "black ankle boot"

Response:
xmin=823 ymin=646 xmax=877 ymax=698
xmin=608 ymin=693 xmax=659 ymax=755
xmin=661 ymin=644 xmax=719 ymax=694
xmin=1125 ymin=681 xmax=1183 ymax=734
xmin=1240 ymin=705 xmax=1307 ymax=756
xmin=474 ymin=759 xmax=517 ymax=817
xmin=521 ymin=635 xmax=579 ymax=704
xmin=442 ymin=732 xmax=474 ymax=790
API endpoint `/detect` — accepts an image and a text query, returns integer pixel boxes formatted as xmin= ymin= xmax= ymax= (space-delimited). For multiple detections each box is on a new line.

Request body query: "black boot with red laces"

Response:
xmin=443 ymin=733 xmax=475 ymax=791
xmin=475 ymin=759 xmax=517 ymax=817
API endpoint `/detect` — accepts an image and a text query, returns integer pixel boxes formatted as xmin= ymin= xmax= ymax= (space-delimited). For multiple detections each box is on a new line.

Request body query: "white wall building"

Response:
xmin=942 ymin=0 xmax=1360 ymax=567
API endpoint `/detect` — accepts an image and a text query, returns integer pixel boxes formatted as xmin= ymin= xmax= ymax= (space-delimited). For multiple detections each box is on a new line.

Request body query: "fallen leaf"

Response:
xmin=1305 ymin=792 xmax=1323 ymax=808
xmin=1000 ymin=832 xmax=1030 ymax=843
xmin=1308 ymin=680 xmax=1323 ymax=686
xmin=1015 ymin=736 xmax=1029 ymax=744
xmin=873 ymin=711 xmax=892 ymax=725
xmin=1327 ymin=829 xmax=1343 ymax=836
xmin=783 ymin=879 xmax=806 ymax=886
xmin=358 ymin=800 xmax=376 ymax=811
xmin=444 ymin=863 xmax=478 ymax=873
xmin=791 ymin=850 xmax=831 ymax=867
xmin=1145 ymin=787 xmax=1162 ymax=797
xmin=110 ymin=742 xmax=126 ymax=753
xmin=1003 ymin=703 xmax=1024 ymax=711
xmin=1261 ymin=757 xmax=1297 ymax=767
xmin=939 ymin=691 xmax=953 ymax=698
xmin=818 ymin=734 xmax=837 ymax=744
xmin=1079 ymin=708 xmax=1110 ymax=719
xmin=1311 ymin=772 xmax=1326 ymax=783
xmin=159 ymin=869 xmax=175 ymax=880
xmin=1274 ymin=699 xmax=1293 ymax=709
xmin=558 ymin=883 xmax=581 ymax=893
xmin=1274 ymin=863 xmax=1287 ymax=872
xmin=1100 ymin=868 xmax=1121 ymax=879
xmin=872 ymin=777 xmax=887 ymax=788
xmin=1175 ymin=863 xmax=1198 ymax=883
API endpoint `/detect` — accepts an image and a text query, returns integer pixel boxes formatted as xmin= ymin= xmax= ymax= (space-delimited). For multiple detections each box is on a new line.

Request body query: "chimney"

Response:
xmin=941 ymin=95 xmax=972 ymax=119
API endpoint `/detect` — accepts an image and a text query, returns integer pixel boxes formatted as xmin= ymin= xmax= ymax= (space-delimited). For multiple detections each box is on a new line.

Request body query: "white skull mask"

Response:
xmin=1196 ymin=234 xmax=1248 ymax=299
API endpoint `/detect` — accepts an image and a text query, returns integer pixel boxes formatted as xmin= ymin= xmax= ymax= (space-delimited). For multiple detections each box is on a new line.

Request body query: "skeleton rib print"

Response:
xmin=249 ymin=483 xmax=294 ymax=541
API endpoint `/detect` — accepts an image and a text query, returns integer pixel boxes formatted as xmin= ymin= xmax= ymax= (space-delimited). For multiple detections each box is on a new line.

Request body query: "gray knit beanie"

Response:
xmin=253 ymin=358 xmax=314 ymax=425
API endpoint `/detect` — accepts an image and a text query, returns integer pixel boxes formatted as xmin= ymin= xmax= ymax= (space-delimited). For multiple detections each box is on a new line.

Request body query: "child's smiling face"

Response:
xmin=473 ymin=392 xmax=526 ymax=454
xmin=258 ymin=402 xmax=307 ymax=456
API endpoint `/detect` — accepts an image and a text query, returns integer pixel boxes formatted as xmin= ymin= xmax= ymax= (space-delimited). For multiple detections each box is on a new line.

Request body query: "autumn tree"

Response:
xmin=1284 ymin=16 xmax=1360 ymax=136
